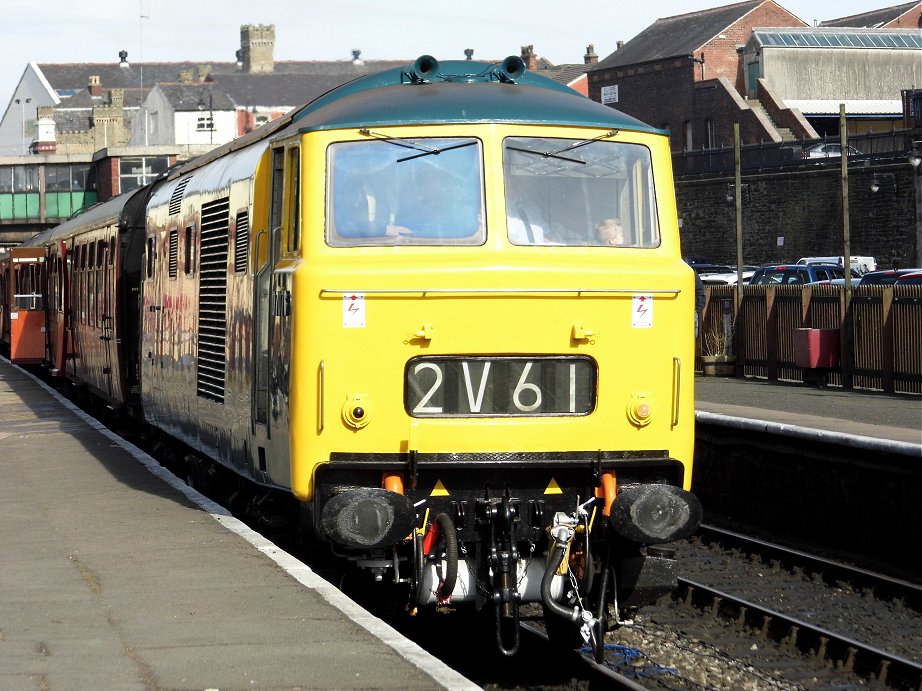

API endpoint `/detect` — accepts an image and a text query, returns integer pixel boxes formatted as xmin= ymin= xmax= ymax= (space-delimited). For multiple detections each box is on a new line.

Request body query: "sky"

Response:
xmin=0 ymin=0 xmax=889 ymax=107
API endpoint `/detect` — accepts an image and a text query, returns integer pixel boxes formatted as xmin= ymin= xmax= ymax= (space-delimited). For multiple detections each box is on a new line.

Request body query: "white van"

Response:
xmin=797 ymin=256 xmax=877 ymax=274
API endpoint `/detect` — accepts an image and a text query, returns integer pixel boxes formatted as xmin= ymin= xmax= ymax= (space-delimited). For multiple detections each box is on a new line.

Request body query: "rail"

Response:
xmin=698 ymin=284 xmax=922 ymax=395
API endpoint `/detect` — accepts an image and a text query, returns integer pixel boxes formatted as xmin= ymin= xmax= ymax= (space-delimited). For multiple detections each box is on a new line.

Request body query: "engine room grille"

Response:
xmin=169 ymin=176 xmax=192 ymax=216
xmin=196 ymin=197 xmax=229 ymax=404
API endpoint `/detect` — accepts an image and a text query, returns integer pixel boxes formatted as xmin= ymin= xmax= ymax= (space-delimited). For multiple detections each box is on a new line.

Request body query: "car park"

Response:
xmin=858 ymin=268 xmax=922 ymax=286
xmin=801 ymin=143 xmax=862 ymax=159
xmin=749 ymin=264 xmax=846 ymax=285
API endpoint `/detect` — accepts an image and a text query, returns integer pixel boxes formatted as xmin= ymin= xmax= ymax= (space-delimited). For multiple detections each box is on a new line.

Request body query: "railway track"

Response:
xmin=597 ymin=523 xmax=922 ymax=690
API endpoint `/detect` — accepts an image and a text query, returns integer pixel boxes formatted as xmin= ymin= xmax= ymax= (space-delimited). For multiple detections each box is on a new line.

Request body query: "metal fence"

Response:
xmin=674 ymin=130 xmax=916 ymax=177
xmin=699 ymin=284 xmax=922 ymax=395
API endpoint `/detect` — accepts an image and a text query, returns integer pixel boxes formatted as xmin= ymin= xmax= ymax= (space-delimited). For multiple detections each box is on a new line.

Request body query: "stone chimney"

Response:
xmin=118 ymin=50 xmax=130 ymax=67
xmin=179 ymin=69 xmax=195 ymax=84
xmin=584 ymin=44 xmax=598 ymax=64
xmin=464 ymin=48 xmax=474 ymax=61
xmin=351 ymin=49 xmax=364 ymax=66
xmin=240 ymin=24 xmax=275 ymax=74
xmin=617 ymin=40 xmax=624 ymax=50
xmin=197 ymin=64 xmax=212 ymax=82
xmin=520 ymin=45 xmax=538 ymax=71
xmin=88 ymin=75 xmax=103 ymax=97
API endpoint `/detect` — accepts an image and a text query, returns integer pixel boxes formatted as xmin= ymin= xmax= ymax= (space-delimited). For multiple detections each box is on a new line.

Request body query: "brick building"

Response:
xmin=587 ymin=0 xmax=813 ymax=152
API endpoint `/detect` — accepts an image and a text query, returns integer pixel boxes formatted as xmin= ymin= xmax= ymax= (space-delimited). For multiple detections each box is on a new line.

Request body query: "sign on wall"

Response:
xmin=601 ymin=85 xmax=619 ymax=104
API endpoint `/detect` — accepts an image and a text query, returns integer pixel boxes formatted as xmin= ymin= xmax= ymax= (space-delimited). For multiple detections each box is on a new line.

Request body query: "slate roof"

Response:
xmin=51 ymin=88 xmax=149 ymax=133
xmin=591 ymin=0 xmax=765 ymax=70
xmin=38 ymin=58 xmax=469 ymax=106
xmin=155 ymin=83 xmax=237 ymax=112
xmin=535 ymin=63 xmax=589 ymax=86
xmin=819 ymin=2 xmax=919 ymax=28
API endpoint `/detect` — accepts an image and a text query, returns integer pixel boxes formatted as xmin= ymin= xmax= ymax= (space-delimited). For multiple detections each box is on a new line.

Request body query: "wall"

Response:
xmin=676 ymin=162 xmax=919 ymax=268
xmin=760 ymin=47 xmax=922 ymax=100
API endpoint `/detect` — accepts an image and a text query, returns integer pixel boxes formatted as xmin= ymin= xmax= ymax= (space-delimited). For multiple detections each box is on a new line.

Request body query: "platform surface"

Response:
xmin=695 ymin=375 xmax=921 ymax=446
xmin=0 ymin=359 xmax=478 ymax=691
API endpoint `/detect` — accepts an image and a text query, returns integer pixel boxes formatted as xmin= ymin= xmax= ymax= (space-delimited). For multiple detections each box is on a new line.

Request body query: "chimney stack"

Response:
xmin=584 ymin=44 xmax=598 ymax=64
xmin=520 ymin=45 xmax=538 ymax=71
xmin=88 ymin=75 xmax=103 ymax=97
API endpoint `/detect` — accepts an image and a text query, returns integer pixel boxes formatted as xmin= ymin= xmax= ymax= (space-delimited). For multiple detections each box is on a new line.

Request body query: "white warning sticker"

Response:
xmin=343 ymin=293 xmax=365 ymax=328
xmin=632 ymin=294 xmax=653 ymax=328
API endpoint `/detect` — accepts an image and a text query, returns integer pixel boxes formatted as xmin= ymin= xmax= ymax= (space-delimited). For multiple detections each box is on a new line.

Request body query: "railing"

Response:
xmin=699 ymin=284 xmax=922 ymax=395
xmin=674 ymin=130 xmax=916 ymax=177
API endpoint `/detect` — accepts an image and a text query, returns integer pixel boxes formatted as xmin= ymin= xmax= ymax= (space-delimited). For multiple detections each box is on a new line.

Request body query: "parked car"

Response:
xmin=894 ymin=271 xmax=922 ymax=286
xmin=859 ymin=268 xmax=922 ymax=286
xmin=699 ymin=266 xmax=760 ymax=286
xmin=801 ymin=143 xmax=862 ymax=159
xmin=815 ymin=277 xmax=861 ymax=286
xmin=797 ymin=255 xmax=877 ymax=274
xmin=749 ymin=264 xmax=846 ymax=285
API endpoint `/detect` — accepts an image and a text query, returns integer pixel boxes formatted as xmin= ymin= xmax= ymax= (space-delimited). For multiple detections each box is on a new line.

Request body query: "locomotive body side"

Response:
xmin=141 ymin=142 xmax=274 ymax=480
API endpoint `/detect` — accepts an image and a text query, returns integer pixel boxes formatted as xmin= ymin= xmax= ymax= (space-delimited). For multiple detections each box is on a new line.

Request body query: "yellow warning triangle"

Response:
xmin=544 ymin=478 xmax=563 ymax=495
xmin=430 ymin=480 xmax=450 ymax=497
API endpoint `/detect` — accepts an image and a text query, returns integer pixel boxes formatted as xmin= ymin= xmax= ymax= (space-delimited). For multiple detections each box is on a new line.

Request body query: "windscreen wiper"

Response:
xmin=506 ymin=129 xmax=620 ymax=164
xmin=359 ymin=129 xmax=476 ymax=162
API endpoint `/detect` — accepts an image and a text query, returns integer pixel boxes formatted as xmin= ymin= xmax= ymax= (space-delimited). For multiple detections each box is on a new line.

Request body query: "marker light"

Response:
xmin=627 ymin=394 xmax=653 ymax=427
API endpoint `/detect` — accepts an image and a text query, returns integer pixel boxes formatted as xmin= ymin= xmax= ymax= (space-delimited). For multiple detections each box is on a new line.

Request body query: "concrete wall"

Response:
xmin=758 ymin=48 xmax=922 ymax=100
xmin=675 ymin=162 xmax=919 ymax=268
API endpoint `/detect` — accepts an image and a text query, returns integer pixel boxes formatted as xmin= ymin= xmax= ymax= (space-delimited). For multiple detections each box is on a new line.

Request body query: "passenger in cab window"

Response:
xmin=595 ymin=218 xmax=624 ymax=246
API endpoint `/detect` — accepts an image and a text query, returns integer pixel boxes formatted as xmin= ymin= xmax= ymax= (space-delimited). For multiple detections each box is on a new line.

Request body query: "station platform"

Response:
xmin=0 ymin=359 xmax=478 ymax=691
xmin=694 ymin=375 xmax=922 ymax=453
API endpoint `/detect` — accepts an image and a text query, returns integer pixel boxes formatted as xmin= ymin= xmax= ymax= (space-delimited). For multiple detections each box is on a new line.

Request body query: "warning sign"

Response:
xmin=343 ymin=293 xmax=365 ymax=328
xmin=632 ymin=294 xmax=653 ymax=329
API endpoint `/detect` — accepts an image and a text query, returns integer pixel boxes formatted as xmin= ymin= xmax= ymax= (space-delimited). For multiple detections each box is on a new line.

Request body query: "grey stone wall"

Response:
xmin=675 ymin=163 xmax=919 ymax=268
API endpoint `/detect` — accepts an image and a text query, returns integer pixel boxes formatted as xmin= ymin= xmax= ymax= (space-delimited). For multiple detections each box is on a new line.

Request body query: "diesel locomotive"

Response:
xmin=1 ymin=55 xmax=701 ymax=657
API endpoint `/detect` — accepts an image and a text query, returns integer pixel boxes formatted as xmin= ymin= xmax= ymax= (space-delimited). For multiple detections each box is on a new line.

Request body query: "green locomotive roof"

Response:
xmin=167 ymin=57 xmax=662 ymax=180
xmin=290 ymin=57 xmax=661 ymax=135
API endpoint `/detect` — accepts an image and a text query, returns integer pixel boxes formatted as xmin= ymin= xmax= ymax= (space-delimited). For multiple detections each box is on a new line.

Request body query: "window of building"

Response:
xmin=120 ymin=156 xmax=169 ymax=192
xmin=196 ymin=113 xmax=214 ymax=132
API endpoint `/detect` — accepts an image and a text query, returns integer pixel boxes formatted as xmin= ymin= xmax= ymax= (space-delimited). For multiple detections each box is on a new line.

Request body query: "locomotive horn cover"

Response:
xmin=609 ymin=485 xmax=703 ymax=544
xmin=406 ymin=55 xmax=440 ymax=83
xmin=320 ymin=488 xmax=416 ymax=548
xmin=496 ymin=55 xmax=527 ymax=83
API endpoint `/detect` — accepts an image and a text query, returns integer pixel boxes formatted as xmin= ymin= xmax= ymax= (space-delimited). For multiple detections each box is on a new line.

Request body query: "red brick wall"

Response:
xmin=697 ymin=2 xmax=806 ymax=92
xmin=886 ymin=4 xmax=922 ymax=28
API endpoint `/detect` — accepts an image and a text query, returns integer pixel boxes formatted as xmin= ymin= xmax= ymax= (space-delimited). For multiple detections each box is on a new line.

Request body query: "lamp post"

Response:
xmin=910 ymin=141 xmax=922 ymax=268
xmin=14 ymin=97 xmax=31 ymax=155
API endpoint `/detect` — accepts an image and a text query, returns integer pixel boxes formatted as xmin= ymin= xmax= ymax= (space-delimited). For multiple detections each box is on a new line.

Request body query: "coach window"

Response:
xmin=502 ymin=137 xmax=660 ymax=248
xmin=326 ymin=137 xmax=485 ymax=247
xmin=95 ymin=239 xmax=105 ymax=324
xmin=285 ymin=146 xmax=300 ymax=253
